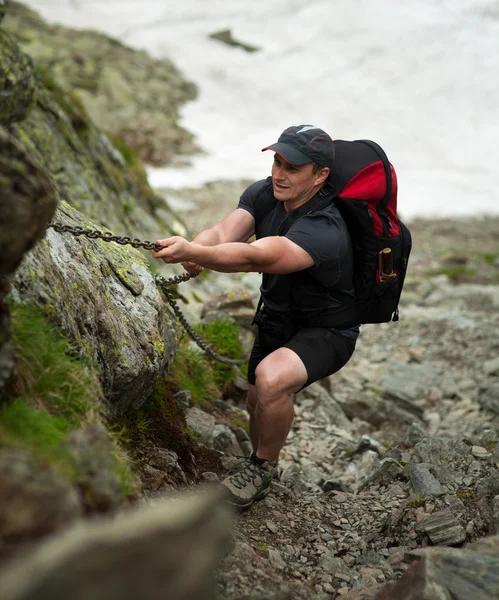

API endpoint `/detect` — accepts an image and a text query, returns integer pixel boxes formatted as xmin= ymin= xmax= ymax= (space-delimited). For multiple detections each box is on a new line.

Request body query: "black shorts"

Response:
xmin=247 ymin=325 xmax=357 ymax=389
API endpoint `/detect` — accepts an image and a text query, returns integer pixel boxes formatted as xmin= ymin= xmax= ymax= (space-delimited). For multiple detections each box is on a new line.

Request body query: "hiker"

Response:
xmin=152 ymin=125 xmax=359 ymax=508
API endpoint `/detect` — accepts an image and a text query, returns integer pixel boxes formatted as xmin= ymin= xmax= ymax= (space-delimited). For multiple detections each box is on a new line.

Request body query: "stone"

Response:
xmin=0 ymin=448 xmax=82 ymax=542
xmin=65 ymin=424 xmax=123 ymax=511
xmin=379 ymin=535 xmax=499 ymax=600
xmin=0 ymin=490 xmax=231 ymax=600
xmin=406 ymin=463 xmax=447 ymax=499
xmin=185 ymin=407 xmax=215 ymax=447
xmin=415 ymin=509 xmax=466 ymax=546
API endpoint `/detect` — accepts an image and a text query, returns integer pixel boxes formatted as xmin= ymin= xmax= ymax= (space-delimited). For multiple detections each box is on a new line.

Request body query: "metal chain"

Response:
xmin=155 ymin=275 xmax=243 ymax=366
xmin=48 ymin=222 xmax=244 ymax=365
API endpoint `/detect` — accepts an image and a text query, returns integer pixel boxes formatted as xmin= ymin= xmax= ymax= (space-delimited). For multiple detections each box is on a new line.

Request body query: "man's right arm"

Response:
xmin=192 ymin=208 xmax=255 ymax=245
xmin=182 ymin=208 xmax=255 ymax=274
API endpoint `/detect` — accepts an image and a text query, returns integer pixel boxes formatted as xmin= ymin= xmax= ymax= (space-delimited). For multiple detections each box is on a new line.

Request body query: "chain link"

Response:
xmin=48 ymin=222 xmax=245 ymax=366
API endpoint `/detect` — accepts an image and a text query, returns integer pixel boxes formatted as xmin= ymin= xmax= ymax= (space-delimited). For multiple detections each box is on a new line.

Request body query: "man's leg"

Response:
xmin=252 ymin=347 xmax=307 ymax=462
xmin=222 ymin=347 xmax=307 ymax=508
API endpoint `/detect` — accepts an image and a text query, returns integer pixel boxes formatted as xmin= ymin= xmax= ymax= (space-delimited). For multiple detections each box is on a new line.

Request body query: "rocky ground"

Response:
xmin=156 ymin=181 xmax=499 ymax=599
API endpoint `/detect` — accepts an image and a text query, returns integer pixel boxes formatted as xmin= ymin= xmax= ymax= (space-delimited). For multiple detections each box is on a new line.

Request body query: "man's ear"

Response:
xmin=316 ymin=167 xmax=330 ymax=185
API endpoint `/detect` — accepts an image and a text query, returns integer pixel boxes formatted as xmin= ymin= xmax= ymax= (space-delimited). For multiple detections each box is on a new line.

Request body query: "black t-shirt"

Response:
xmin=238 ymin=178 xmax=359 ymax=341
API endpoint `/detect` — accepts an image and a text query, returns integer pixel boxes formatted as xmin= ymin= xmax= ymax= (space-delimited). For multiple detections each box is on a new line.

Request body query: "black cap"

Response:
xmin=262 ymin=125 xmax=335 ymax=167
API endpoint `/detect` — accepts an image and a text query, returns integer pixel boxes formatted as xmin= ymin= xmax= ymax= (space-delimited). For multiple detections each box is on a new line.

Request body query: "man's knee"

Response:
xmin=254 ymin=363 xmax=296 ymax=405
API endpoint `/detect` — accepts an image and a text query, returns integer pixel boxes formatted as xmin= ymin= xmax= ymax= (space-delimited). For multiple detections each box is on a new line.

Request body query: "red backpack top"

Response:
xmin=331 ymin=139 xmax=412 ymax=323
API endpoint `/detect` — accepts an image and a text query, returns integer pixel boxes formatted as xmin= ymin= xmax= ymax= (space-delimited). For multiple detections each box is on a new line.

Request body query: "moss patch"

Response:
xmin=1 ymin=302 xmax=136 ymax=495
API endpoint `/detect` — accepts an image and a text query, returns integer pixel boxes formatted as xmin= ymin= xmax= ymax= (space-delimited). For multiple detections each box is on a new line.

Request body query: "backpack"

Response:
xmin=253 ymin=139 xmax=412 ymax=327
xmin=330 ymin=139 xmax=412 ymax=324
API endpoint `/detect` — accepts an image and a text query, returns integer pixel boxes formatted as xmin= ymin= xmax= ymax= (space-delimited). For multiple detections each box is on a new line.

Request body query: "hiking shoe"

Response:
xmin=221 ymin=455 xmax=278 ymax=509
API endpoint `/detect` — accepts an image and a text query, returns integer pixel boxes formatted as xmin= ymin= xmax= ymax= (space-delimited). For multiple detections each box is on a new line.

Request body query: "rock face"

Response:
xmin=0 ymin=128 xmax=57 ymax=395
xmin=0 ymin=17 xmax=186 ymax=414
xmin=13 ymin=200 xmax=180 ymax=415
xmin=3 ymin=1 xmax=199 ymax=166
xmin=0 ymin=28 xmax=35 ymax=124
xmin=379 ymin=536 xmax=499 ymax=600
xmin=0 ymin=490 xmax=232 ymax=600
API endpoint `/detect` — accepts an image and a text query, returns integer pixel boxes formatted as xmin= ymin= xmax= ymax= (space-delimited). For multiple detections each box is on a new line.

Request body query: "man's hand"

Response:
xmin=181 ymin=261 xmax=204 ymax=275
xmin=152 ymin=236 xmax=194 ymax=264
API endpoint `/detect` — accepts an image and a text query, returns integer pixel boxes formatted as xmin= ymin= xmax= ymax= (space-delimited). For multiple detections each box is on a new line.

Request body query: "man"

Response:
xmin=153 ymin=125 xmax=359 ymax=508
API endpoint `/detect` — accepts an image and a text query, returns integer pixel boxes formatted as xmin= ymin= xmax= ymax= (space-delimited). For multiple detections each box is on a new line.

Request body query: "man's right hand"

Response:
xmin=181 ymin=261 xmax=204 ymax=276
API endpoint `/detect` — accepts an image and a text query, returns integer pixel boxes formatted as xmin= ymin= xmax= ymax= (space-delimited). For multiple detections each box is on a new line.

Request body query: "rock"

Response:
xmin=0 ymin=490 xmax=231 ymax=600
xmin=209 ymin=29 xmax=259 ymax=53
xmin=483 ymin=356 xmax=499 ymax=376
xmin=65 ymin=424 xmax=125 ymax=511
xmin=201 ymin=287 xmax=256 ymax=328
xmin=13 ymin=201 xmax=180 ymax=416
xmin=479 ymin=382 xmax=499 ymax=415
xmin=185 ymin=407 xmax=215 ymax=447
xmin=415 ymin=509 xmax=466 ymax=546
xmin=0 ymin=128 xmax=57 ymax=395
xmin=379 ymin=535 xmax=499 ymax=600
xmin=406 ymin=463 xmax=447 ymax=499
xmin=0 ymin=29 xmax=36 ymax=124
xmin=0 ymin=448 xmax=82 ymax=543
xmin=380 ymin=363 xmax=441 ymax=404
xmin=212 ymin=423 xmax=244 ymax=457
xmin=3 ymin=2 xmax=198 ymax=167
xmin=361 ymin=459 xmax=405 ymax=488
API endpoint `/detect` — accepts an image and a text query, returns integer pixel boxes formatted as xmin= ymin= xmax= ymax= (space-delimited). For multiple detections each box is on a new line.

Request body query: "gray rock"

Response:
xmin=65 ymin=424 xmax=123 ymax=511
xmin=379 ymin=535 xmax=499 ymax=600
xmin=361 ymin=459 xmax=405 ymax=488
xmin=484 ymin=356 xmax=499 ymax=376
xmin=0 ymin=448 xmax=82 ymax=541
xmin=479 ymin=382 xmax=499 ymax=415
xmin=14 ymin=202 xmax=180 ymax=417
xmin=415 ymin=509 xmax=466 ymax=546
xmin=406 ymin=463 xmax=447 ymax=499
xmin=212 ymin=423 xmax=244 ymax=457
xmin=0 ymin=490 xmax=231 ymax=600
xmin=185 ymin=407 xmax=215 ymax=447
xmin=0 ymin=129 xmax=57 ymax=395
xmin=380 ymin=363 xmax=441 ymax=403
xmin=405 ymin=422 xmax=428 ymax=445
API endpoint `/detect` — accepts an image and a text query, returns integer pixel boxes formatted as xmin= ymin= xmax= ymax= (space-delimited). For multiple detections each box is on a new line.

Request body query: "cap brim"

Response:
xmin=261 ymin=142 xmax=311 ymax=165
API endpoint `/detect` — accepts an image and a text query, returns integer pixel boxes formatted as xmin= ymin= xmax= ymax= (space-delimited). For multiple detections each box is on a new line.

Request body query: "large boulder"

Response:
xmin=13 ymin=200 xmax=180 ymax=416
xmin=0 ymin=128 xmax=57 ymax=395
xmin=0 ymin=489 xmax=231 ymax=600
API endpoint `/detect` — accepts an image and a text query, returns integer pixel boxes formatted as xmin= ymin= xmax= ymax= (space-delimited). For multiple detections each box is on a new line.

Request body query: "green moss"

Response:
xmin=167 ymin=320 xmax=245 ymax=405
xmin=407 ymin=494 xmax=424 ymax=508
xmin=10 ymin=303 xmax=100 ymax=426
xmin=481 ymin=253 xmax=498 ymax=265
xmin=232 ymin=416 xmax=250 ymax=434
xmin=168 ymin=345 xmax=219 ymax=405
xmin=2 ymin=302 xmax=136 ymax=497
xmin=0 ymin=398 xmax=77 ymax=478
xmin=193 ymin=320 xmax=243 ymax=391
xmin=456 ymin=489 xmax=477 ymax=500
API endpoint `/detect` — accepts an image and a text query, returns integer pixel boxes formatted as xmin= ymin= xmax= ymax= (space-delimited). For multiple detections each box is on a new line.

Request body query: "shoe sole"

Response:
xmin=227 ymin=484 xmax=271 ymax=509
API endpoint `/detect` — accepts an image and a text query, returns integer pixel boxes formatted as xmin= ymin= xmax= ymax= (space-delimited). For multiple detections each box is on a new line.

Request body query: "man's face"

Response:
xmin=271 ymin=154 xmax=326 ymax=203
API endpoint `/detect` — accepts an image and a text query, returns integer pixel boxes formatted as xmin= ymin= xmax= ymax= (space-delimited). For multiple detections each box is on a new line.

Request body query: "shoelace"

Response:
xmin=229 ymin=459 xmax=262 ymax=490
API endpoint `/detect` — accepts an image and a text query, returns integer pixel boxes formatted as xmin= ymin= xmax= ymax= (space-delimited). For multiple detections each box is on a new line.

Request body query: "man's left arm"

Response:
xmin=152 ymin=235 xmax=314 ymax=274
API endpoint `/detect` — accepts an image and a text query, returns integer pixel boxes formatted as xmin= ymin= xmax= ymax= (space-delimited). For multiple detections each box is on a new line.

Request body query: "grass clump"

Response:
xmin=1 ymin=303 xmax=136 ymax=496
xmin=0 ymin=398 xmax=76 ymax=478
xmin=10 ymin=303 xmax=100 ymax=426
xmin=168 ymin=320 xmax=244 ymax=406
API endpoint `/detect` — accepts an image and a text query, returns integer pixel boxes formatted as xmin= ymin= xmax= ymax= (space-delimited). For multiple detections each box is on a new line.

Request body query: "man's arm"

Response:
xmin=192 ymin=208 xmax=255 ymax=245
xmin=153 ymin=235 xmax=315 ymax=274
xmin=180 ymin=208 xmax=255 ymax=274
